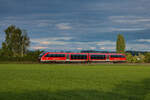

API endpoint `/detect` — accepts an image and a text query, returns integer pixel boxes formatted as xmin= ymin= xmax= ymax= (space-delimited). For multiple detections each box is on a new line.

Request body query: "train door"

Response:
xmin=106 ymin=55 xmax=109 ymax=61
xmin=66 ymin=54 xmax=70 ymax=61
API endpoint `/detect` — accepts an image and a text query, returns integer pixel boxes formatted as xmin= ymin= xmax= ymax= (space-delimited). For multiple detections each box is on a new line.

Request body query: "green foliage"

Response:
xmin=0 ymin=64 xmax=150 ymax=100
xmin=0 ymin=50 xmax=43 ymax=62
xmin=132 ymin=55 xmax=139 ymax=63
xmin=126 ymin=53 xmax=133 ymax=63
xmin=144 ymin=53 xmax=150 ymax=63
xmin=116 ymin=34 xmax=126 ymax=53
xmin=137 ymin=53 xmax=145 ymax=63
xmin=1 ymin=42 xmax=13 ymax=56
xmin=25 ymin=50 xmax=43 ymax=61
xmin=2 ymin=25 xmax=30 ymax=57
xmin=126 ymin=53 xmax=145 ymax=63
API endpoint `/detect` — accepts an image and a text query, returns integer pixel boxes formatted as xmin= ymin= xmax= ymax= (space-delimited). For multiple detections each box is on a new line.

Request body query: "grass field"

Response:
xmin=0 ymin=64 xmax=150 ymax=100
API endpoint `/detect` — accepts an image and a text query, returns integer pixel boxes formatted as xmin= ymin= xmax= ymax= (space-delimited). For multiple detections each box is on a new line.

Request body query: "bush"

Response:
xmin=126 ymin=53 xmax=145 ymax=63
xmin=144 ymin=53 xmax=150 ymax=63
xmin=126 ymin=53 xmax=133 ymax=63
xmin=0 ymin=50 xmax=43 ymax=62
xmin=137 ymin=53 xmax=145 ymax=63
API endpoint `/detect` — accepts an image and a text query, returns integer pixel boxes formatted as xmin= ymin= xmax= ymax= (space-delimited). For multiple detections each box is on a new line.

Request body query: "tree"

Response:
xmin=21 ymin=30 xmax=30 ymax=57
xmin=2 ymin=25 xmax=30 ymax=57
xmin=144 ymin=53 xmax=150 ymax=63
xmin=126 ymin=53 xmax=133 ymax=63
xmin=116 ymin=34 xmax=126 ymax=53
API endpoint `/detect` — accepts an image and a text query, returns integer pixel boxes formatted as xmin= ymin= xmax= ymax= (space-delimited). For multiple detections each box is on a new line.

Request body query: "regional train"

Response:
xmin=38 ymin=52 xmax=126 ymax=63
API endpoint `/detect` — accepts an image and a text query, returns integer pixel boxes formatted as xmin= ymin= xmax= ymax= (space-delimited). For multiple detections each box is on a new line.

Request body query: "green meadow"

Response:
xmin=0 ymin=64 xmax=150 ymax=100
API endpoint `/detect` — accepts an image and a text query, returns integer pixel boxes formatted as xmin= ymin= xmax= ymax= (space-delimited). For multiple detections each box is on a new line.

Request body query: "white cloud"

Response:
xmin=96 ymin=41 xmax=116 ymax=46
xmin=31 ymin=46 xmax=48 ymax=50
xmin=31 ymin=37 xmax=73 ymax=45
xmin=99 ymin=46 xmax=116 ymax=51
xmin=31 ymin=37 xmax=73 ymax=42
xmin=111 ymin=28 xmax=146 ymax=31
xmin=90 ymin=47 xmax=96 ymax=50
xmin=39 ymin=41 xmax=50 ymax=45
xmin=136 ymin=39 xmax=150 ymax=42
xmin=56 ymin=23 xmax=72 ymax=30
xmin=109 ymin=16 xmax=150 ymax=24
xmin=77 ymin=48 xmax=83 ymax=50
xmin=100 ymin=47 xmax=105 ymax=50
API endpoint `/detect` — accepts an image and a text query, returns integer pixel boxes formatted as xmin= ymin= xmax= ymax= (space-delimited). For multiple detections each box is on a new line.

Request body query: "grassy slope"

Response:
xmin=0 ymin=64 xmax=150 ymax=100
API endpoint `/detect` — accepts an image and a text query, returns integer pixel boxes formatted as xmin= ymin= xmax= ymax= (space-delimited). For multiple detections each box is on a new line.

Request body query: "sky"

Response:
xmin=0 ymin=0 xmax=150 ymax=51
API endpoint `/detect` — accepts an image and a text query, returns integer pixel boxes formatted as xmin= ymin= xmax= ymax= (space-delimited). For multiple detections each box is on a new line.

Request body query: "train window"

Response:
xmin=110 ymin=55 xmax=125 ymax=58
xmin=45 ymin=54 xmax=50 ymax=57
xmin=120 ymin=55 xmax=125 ymax=58
xmin=45 ymin=54 xmax=65 ymax=57
xmin=91 ymin=55 xmax=106 ymax=59
xmin=71 ymin=54 xmax=87 ymax=59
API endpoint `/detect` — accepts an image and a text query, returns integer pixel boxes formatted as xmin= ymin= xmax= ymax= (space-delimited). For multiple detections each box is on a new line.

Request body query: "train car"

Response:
xmin=109 ymin=53 xmax=126 ymax=62
xmin=39 ymin=52 xmax=126 ymax=63
xmin=40 ymin=52 xmax=67 ymax=62
xmin=88 ymin=53 xmax=126 ymax=63
xmin=40 ymin=52 xmax=89 ymax=63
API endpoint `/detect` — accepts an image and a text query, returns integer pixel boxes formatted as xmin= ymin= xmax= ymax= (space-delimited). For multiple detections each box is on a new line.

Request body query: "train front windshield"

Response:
xmin=39 ymin=52 xmax=47 ymax=58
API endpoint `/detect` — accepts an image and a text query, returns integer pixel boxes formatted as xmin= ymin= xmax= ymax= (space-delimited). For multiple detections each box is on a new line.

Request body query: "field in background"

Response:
xmin=0 ymin=64 xmax=150 ymax=100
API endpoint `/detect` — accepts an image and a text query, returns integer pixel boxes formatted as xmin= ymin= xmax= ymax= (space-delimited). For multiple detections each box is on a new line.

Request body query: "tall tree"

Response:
xmin=116 ymin=34 xmax=126 ymax=53
xmin=2 ymin=25 xmax=30 ymax=57
xmin=21 ymin=30 xmax=30 ymax=57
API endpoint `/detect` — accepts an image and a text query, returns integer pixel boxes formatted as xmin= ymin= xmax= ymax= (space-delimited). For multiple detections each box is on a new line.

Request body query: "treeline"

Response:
xmin=0 ymin=50 xmax=42 ymax=62
xmin=0 ymin=25 xmax=43 ymax=63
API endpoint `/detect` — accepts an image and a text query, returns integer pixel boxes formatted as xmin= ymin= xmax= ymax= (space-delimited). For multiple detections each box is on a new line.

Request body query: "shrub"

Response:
xmin=144 ymin=53 xmax=150 ymax=63
xmin=126 ymin=53 xmax=145 ymax=63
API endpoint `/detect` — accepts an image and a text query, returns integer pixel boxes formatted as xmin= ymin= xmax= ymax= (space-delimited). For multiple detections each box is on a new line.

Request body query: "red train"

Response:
xmin=39 ymin=52 xmax=126 ymax=63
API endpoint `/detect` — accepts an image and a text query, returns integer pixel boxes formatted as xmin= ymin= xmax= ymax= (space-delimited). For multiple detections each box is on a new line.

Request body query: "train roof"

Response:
xmin=45 ymin=52 xmax=125 ymax=55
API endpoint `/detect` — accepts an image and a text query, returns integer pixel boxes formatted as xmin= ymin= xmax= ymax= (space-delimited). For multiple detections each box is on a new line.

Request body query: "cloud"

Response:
xmin=96 ymin=41 xmax=116 ymax=46
xmin=108 ymin=15 xmax=150 ymax=31
xmin=85 ymin=0 xmax=149 ymax=13
xmin=30 ymin=37 xmax=117 ymax=50
xmin=31 ymin=37 xmax=73 ymax=42
xmin=99 ymin=46 xmax=116 ymax=51
xmin=99 ymin=43 xmax=150 ymax=51
xmin=31 ymin=37 xmax=73 ymax=45
xmin=56 ymin=23 xmax=72 ymax=30
xmin=30 ymin=36 xmax=150 ymax=51
xmin=77 ymin=48 xmax=83 ymax=50
xmin=109 ymin=16 xmax=150 ymax=24
xmin=90 ymin=47 xmax=96 ymax=50
xmin=37 ymin=23 xmax=49 ymax=27
xmin=126 ymin=43 xmax=150 ymax=51
xmin=31 ymin=46 xmax=48 ymax=50
xmin=136 ymin=39 xmax=150 ymax=43
xmin=111 ymin=28 xmax=146 ymax=31
xmin=40 ymin=41 xmax=50 ymax=45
